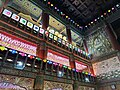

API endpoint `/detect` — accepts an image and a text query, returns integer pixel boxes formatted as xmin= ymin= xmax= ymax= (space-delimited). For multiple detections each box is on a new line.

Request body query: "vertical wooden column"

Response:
xmin=105 ymin=21 xmax=120 ymax=50
xmin=66 ymin=25 xmax=72 ymax=43
xmin=36 ymin=42 xmax=48 ymax=60
xmin=73 ymin=81 xmax=79 ymax=90
xmin=41 ymin=11 xmax=49 ymax=30
xmin=34 ymin=75 xmax=44 ymax=90
xmin=69 ymin=54 xmax=75 ymax=79
xmin=69 ymin=54 xmax=75 ymax=69
xmin=83 ymin=38 xmax=89 ymax=53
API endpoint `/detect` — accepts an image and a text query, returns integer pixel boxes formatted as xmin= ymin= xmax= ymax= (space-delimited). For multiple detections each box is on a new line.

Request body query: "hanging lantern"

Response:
xmin=0 ymin=46 xmax=6 ymax=51
xmin=85 ymin=72 xmax=88 ymax=75
xmin=68 ymin=67 xmax=71 ymax=70
xmin=19 ymin=52 xmax=26 ymax=57
xmin=9 ymin=49 xmax=17 ymax=54
xmin=28 ymin=55 xmax=34 ymax=59
xmin=36 ymin=57 xmax=41 ymax=61
xmin=43 ymin=59 xmax=47 ymax=62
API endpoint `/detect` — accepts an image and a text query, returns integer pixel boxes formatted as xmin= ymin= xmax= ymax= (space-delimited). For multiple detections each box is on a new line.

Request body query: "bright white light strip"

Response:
xmin=7 ymin=59 xmax=13 ymax=62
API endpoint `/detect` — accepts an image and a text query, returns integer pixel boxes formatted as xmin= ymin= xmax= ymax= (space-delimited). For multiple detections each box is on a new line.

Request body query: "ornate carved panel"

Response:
xmin=87 ymin=26 xmax=112 ymax=57
xmin=44 ymin=81 xmax=73 ymax=90
xmin=92 ymin=56 xmax=120 ymax=80
xmin=78 ymin=86 xmax=95 ymax=90
xmin=0 ymin=74 xmax=34 ymax=90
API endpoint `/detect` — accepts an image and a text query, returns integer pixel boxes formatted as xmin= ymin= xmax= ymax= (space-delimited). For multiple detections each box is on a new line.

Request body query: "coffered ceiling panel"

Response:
xmin=49 ymin=0 xmax=120 ymax=26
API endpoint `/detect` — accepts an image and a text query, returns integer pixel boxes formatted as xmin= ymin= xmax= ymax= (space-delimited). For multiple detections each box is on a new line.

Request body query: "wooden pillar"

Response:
xmin=73 ymin=81 xmax=79 ymax=90
xmin=36 ymin=42 xmax=48 ymax=60
xmin=34 ymin=75 xmax=44 ymax=90
xmin=66 ymin=26 xmax=72 ymax=43
xmin=104 ymin=21 xmax=120 ymax=51
xmin=41 ymin=11 xmax=49 ymax=30
xmin=83 ymin=38 xmax=89 ymax=53
xmin=69 ymin=54 xmax=75 ymax=69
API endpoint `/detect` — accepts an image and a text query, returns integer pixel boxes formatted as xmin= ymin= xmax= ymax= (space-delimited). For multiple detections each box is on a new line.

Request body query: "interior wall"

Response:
xmin=92 ymin=56 xmax=120 ymax=80
xmin=98 ymin=84 xmax=120 ymax=90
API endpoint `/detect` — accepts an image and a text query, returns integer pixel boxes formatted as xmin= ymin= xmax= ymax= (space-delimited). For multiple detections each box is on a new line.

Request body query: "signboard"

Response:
xmin=0 ymin=31 xmax=37 ymax=56
xmin=47 ymin=49 xmax=69 ymax=66
xmin=75 ymin=61 xmax=87 ymax=71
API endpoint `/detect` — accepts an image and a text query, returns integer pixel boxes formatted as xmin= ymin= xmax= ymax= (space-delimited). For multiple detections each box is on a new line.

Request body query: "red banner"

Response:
xmin=47 ymin=49 xmax=70 ymax=66
xmin=75 ymin=60 xmax=87 ymax=71
xmin=0 ymin=31 xmax=37 ymax=55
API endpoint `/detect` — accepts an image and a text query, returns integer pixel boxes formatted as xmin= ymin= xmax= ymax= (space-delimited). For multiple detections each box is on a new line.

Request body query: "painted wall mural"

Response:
xmin=86 ymin=26 xmax=113 ymax=57
xmin=92 ymin=56 xmax=120 ymax=80
xmin=44 ymin=81 xmax=73 ymax=90
xmin=0 ymin=74 xmax=34 ymax=90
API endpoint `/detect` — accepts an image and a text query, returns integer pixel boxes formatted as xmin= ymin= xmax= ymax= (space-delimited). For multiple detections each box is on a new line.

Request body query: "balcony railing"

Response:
xmin=0 ymin=45 xmax=96 ymax=84
xmin=0 ymin=9 xmax=91 ymax=60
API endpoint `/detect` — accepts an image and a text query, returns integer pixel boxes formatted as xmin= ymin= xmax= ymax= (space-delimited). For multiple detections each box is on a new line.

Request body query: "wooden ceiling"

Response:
xmin=50 ymin=0 xmax=120 ymax=26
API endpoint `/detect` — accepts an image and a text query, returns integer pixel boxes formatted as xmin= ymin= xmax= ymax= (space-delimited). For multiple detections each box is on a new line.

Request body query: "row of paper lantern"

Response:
xmin=85 ymin=4 xmax=120 ymax=29
xmin=43 ymin=0 xmax=82 ymax=29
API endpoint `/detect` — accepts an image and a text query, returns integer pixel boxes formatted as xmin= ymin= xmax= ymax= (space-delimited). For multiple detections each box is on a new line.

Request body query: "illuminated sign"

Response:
xmin=0 ymin=32 xmax=37 ymax=56
xmin=47 ymin=50 xmax=69 ymax=66
xmin=75 ymin=61 xmax=87 ymax=71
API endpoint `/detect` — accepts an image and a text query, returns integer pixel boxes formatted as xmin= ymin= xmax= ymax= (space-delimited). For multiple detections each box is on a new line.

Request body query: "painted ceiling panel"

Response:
xmin=13 ymin=0 xmax=42 ymax=18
